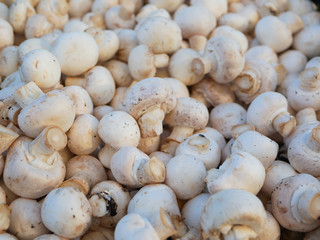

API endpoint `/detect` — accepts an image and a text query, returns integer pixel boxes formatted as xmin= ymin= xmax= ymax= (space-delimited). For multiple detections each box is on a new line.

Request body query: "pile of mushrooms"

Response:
xmin=2 ymin=0 xmax=320 ymax=239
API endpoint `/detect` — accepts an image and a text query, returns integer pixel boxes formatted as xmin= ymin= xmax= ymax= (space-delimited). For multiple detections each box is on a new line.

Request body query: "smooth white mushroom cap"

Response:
xmin=232 ymin=130 xmax=279 ymax=168
xmin=19 ymin=48 xmax=61 ymax=91
xmin=18 ymin=38 xmax=51 ymax=63
xmin=62 ymin=85 xmax=93 ymax=115
xmin=114 ymin=213 xmax=160 ymax=240
xmin=0 ymin=18 xmax=14 ymax=50
xmin=245 ymin=45 xmax=278 ymax=64
xmin=0 ymin=3 xmax=8 ymax=21
xmin=293 ymin=25 xmax=320 ymax=58
xmin=0 ymin=233 xmax=18 ymax=240
xmin=255 ymin=16 xmax=293 ymax=52
xmin=9 ymin=198 xmax=49 ymax=240
xmin=206 ymin=151 xmax=265 ymax=194
xmin=201 ymin=189 xmax=267 ymax=240
xmin=98 ymin=111 xmax=140 ymax=149
xmin=63 ymin=18 xmax=89 ymax=32
xmin=41 ymin=187 xmax=92 ymax=238
xmin=136 ymin=16 xmax=182 ymax=54
xmin=191 ymin=0 xmax=227 ymax=19
xmin=279 ymin=50 xmax=307 ymax=74
xmin=148 ymin=0 xmax=183 ymax=13
xmin=51 ymin=31 xmax=99 ymax=76
xmin=165 ymin=154 xmax=206 ymax=200
xmin=0 ymin=46 xmax=19 ymax=78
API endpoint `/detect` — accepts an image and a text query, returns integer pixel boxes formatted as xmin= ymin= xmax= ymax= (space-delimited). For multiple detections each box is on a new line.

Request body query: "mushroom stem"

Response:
xmin=89 ymin=191 xmax=117 ymax=218
xmin=273 ymin=63 xmax=287 ymax=86
xmin=14 ymin=82 xmax=44 ymax=108
xmin=299 ymin=67 xmax=320 ymax=91
xmin=191 ymin=56 xmax=215 ymax=76
xmin=171 ymin=215 xmax=189 ymax=239
xmin=59 ymin=174 xmax=90 ymax=195
xmin=223 ymin=225 xmax=258 ymax=240
xmin=231 ymin=124 xmax=255 ymax=140
xmin=296 ymin=108 xmax=317 ymax=125
xmin=7 ymin=103 xmax=21 ymax=125
xmin=153 ymin=208 xmax=177 ymax=240
xmin=189 ymin=35 xmax=207 ymax=53
xmin=272 ymin=112 xmax=296 ymax=137
xmin=136 ymin=157 xmax=165 ymax=184
xmin=0 ymin=203 xmax=10 ymax=232
xmin=154 ymin=54 xmax=169 ymax=68
xmin=306 ymin=125 xmax=320 ymax=152
xmin=167 ymin=126 xmax=194 ymax=143
xmin=234 ymin=69 xmax=261 ymax=94
xmin=0 ymin=125 xmax=19 ymax=154
xmin=297 ymin=190 xmax=320 ymax=223
xmin=139 ymin=107 xmax=165 ymax=138
xmin=29 ymin=126 xmax=67 ymax=165
xmin=119 ymin=0 xmax=135 ymax=20
xmin=64 ymin=77 xmax=85 ymax=87
xmin=187 ymin=134 xmax=210 ymax=151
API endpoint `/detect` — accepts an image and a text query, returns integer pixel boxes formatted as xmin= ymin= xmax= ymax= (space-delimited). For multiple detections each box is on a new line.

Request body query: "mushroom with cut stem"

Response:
xmin=110 ymin=146 xmax=165 ymax=188
xmin=9 ymin=198 xmax=50 ymax=239
xmin=88 ymin=180 xmax=131 ymax=228
xmin=201 ymin=189 xmax=267 ymax=240
xmin=125 ymin=77 xmax=176 ymax=138
xmin=161 ymin=97 xmax=208 ymax=156
xmin=114 ymin=213 xmax=160 ymax=240
xmin=3 ymin=126 xmax=67 ymax=199
xmin=246 ymin=91 xmax=296 ymax=138
xmin=271 ymin=173 xmax=320 ymax=232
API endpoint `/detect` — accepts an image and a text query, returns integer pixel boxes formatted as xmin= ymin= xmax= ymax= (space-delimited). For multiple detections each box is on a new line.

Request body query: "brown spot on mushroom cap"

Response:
xmin=164 ymin=97 xmax=209 ymax=130
xmin=125 ymin=77 xmax=176 ymax=119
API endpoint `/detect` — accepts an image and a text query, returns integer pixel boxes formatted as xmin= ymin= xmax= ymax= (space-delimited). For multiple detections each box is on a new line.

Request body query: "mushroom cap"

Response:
xmin=204 ymin=36 xmax=245 ymax=84
xmin=165 ymin=154 xmax=206 ymax=200
xmin=174 ymin=5 xmax=216 ymax=39
xmin=255 ymin=16 xmax=292 ymax=53
xmin=279 ymin=50 xmax=307 ymax=74
xmin=246 ymin=91 xmax=289 ymax=136
xmin=3 ymin=137 xmax=66 ymax=199
xmin=164 ymin=97 xmax=208 ymax=130
xmin=245 ymin=45 xmax=278 ymax=64
xmin=105 ymin=5 xmax=135 ymax=30
xmin=293 ymin=25 xmax=320 ymax=58
xmin=149 ymin=0 xmax=184 ymax=13
xmin=191 ymin=0 xmax=227 ymax=19
xmin=201 ymin=189 xmax=267 ymax=239
xmin=163 ymin=78 xmax=189 ymax=98
xmin=19 ymin=48 xmax=61 ymax=91
xmin=0 ymin=46 xmax=19 ymax=78
xmin=66 ymin=155 xmax=107 ymax=189
xmin=0 ymin=18 xmax=14 ymax=51
xmin=62 ymin=85 xmax=93 ymax=115
xmin=51 ymin=31 xmax=99 ymax=76
xmin=41 ymin=187 xmax=92 ymax=238
xmin=98 ymin=111 xmax=140 ymax=149
xmin=125 ymin=77 xmax=176 ymax=119
xmin=136 ymin=16 xmax=182 ymax=54
xmin=271 ymin=174 xmax=320 ymax=232
xmin=17 ymin=90 xmax=76 ymax=138
xmin=9 ymin=198 xmax=49 ymax=239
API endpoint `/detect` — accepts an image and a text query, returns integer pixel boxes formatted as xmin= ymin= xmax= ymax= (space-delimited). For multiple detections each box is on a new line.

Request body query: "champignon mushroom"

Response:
xmin=8 ymin=0 xmax=35 ymax=34
xmin=24 ymin=14 xmax=53 ymax=39
xmin=0 ymin=18 xmax=14 ymax=51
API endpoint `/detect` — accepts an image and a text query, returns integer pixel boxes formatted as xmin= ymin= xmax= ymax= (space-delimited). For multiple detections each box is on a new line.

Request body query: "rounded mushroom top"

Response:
xmin=50 ymin=31 xmax=99 ymax=76
xmin=164 ymin=97 xmax=209 ymax=130
xmin=136 ymin=16 xmax=182 ymax=54
xmin=125 ymin=77 xmax=176 ymax=119
xmin=245 ymin=45 xmax=278 ymax=64
xmin=174 ymin=5 xmax=216 ymax=39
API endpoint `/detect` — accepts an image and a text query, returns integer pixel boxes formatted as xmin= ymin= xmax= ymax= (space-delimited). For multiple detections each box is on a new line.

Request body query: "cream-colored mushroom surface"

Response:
xmin=1 ymin=0 xmax=320 ymax=239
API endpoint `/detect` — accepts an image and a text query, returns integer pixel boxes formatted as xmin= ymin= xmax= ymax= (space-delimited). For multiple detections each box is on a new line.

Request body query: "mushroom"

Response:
xmin=0 ymin=18 xmax=14 ymax=51
xmin=271 ymin=173 xmax=320 ymax=232
xmin=209 ymin=102 xmax=247 ymax=139
xmin=279 ymin=50 xmax=308 ymax=74
xmin=254 ymin=211 xmax=281 ymax=240
xmin=206 ymin=151 xmax=266 ymax=195
xmin=92 ymin=105 xmax=113 ymax=120
xmin=195 ymin=126 xmax=226 ymax=150
xmin=287 ymin=67 xmax=320 ymax=111
xmin=288 ymin=124 xmax=320 ymax=177
xmin=41 ymin=187 xmax=92 ymax=238
xmin=245 ymin=45 xmax=278 ymax=65
xmin=8 ymin=0 xmax=35 ymax=34
xmin=98 ymin=110 xmax=140 ymax=168
xmin=115 ymin=29 xmax=138 ymax=62
xmin=68 ymin=0 xmax=93 ymax=18
xmin=191 ymin=0 xmax=227 ymax=19
xmin=0 ymin=3 xmax=8 ymax=21
xmin=233 ymin=59 xmax=278 ymax=104
xmin=137 ymin=135 xmax=160 ymax=155
xmin=148 ymin=0 xmax=183 ymax=13
xmin=105 ymin=0 xmax=136 ymax=30
xmin=110 ymin=146 xmax=165 ymax=188
xmin=231 ymin=130 xmax=279 ymax=168
xmin=18 ymin=38 xmax=51 ymax=64
xmin=0 ymin=125 xmax=19 ymax=154
xmin=128 ymin=184 xmax=181 ymax=240
xmin=105 ymin=59 xmax=133 ymax=87
xmin=88 ymin=180 xmax=131 ymax=228
xmin=63 ymin=18 xmax=89 ymax=32
xmin=0 ymin=46 xmax=19 ymax=78
xmin=24 ymin=14 xmax=53 ymax=39
xmin=174 ymin=5 xmax=216 ymax=52
xmin=261 ymin=160 xmax=298 ymax=198
xmin=201 ymin=189 xmax=267 ymax=240
xmin=125 ymin=77 xmax=176 ymax=138
xmin=15 ymin=82 xmax=76 ymax=138
xmin=36 ymin=0 xmax=69 ymax=30
xmin=19 ymin=48 xmax=61 ymax=92
xmin=163 ymin=78 xmax=189 ymax=98
xmin=82 ymin=12 xmax=106 ymax=30
xmin=162 ymin=97 xmax=208 ymax=155
xmin=50 ymin=31 xmax=99 ymax=76
xmin=128 ymin=44 xmax=169 ymax=81
xmin=9 ymin=198 xmax=49 ymax=239
xmin=114 ymin=213 xmax=160 ymax=240
xmin=67 ymin=114 xmax=101 ymax=155
xmin=255 ymin=0 xmax=288 ymax=17
xmin=175 ymin=133 xmax=221 ymax=170
xmin=191 ymin=36 xmax=245 ymax=84
xmin=0 ymin=186 xmax=10 ymax=233
xmin=3 ymin=126 xmax=67 ymax=198
xmin=0 ymin=233 xmax=18 ymax=240
xmin=247 ymin=91 xmax=296 ymax=138
xmin=61 ymin=155 xmax=107 ymax=195
xmin=293 ymin=25 xmax=320 ymax=58
xmin=109 ymin=86 xmax=129 ymax=111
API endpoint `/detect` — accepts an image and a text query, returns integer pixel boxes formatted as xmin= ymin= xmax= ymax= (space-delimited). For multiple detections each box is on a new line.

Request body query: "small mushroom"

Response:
xmin=68 ymin=0 xmax=93 ymax=18
xmin=105 ymin=0 xmax=136 ymax=30
xmin=279 ymin=50 xmax=308 ymax=74
xmin=195 ymin=126 xmax=226 ymax=150
xmin=62 ymin=85 xmax=93 ymax=115
xmin=8 ymin=0 xmax=35 ymax=34
xmin=115 ymin=29 xmax=138 ymax=62
xmin=245 ymin=45 xmax=278 ymax=64
xmin=247 ymin=91 xmax=296 ymax=138
xmin=0 ymin=186 xmax=10 ymax=233
xmin=201 ymin=189 xmax=267 ymax=240
xmin=105 ymin=59 xmax=133 ymax=87
xmin=24 ymin=14 xmax=53 ymax=39
xmin=0 ymin=18 xmax=14 ymax=51
xmin=0 ymin=46 xmax=19 ymax=78
xmin=271 ymin=174 xmax=320 ymax=232
xmin=191 ymin=0 xmax=227 ymax=19
xmin=293 ymin=25 xmax=320 ymax=58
